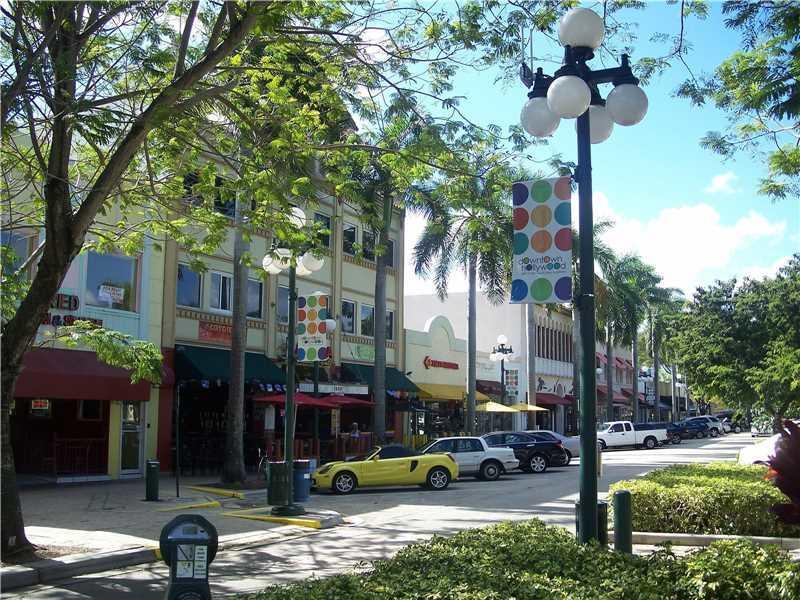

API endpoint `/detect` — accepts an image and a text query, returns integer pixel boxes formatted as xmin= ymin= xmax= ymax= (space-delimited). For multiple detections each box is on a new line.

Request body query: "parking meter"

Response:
xmin=159 ymin=514 xmax=218 ymax=600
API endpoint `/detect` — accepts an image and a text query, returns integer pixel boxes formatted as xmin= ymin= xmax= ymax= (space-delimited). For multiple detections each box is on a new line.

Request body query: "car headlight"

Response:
xmin=317 ymin=464 xmax=333 ymax=475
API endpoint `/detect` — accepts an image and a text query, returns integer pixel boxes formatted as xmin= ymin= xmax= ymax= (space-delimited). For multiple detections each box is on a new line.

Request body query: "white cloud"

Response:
xmin=740 ymin=255 xmax=791 ymax=281
xmin=571 ymin=192 xmax=787 ymax=294
xmin=704 ymin=171 xmax=738 ymax=194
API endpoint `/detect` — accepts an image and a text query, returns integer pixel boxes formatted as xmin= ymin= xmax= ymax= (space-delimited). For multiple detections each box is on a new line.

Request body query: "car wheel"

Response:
xmin=696 ymin=431 xmax=705 ymax=439
xmin=529 ymin=454 xmax=548 ymax=473
xmin=479 ymin=460 xmax=501 ymax=481
xmin=710 ymin=428 xmax=719 ymax=438
xmin=598 ymin=439 xmax=607 ymax=451
xmin=332 ymin=471 xmax=357 ymax=495
xmin=644 ymin=436 xmax=657 ymax=450
xmin=563 ymin=450 xmax=572 ymax=466
xmin=671 ymin=434 xmax=682 ymax=445
xmin=427 ymin=467 xmax=451 ymax=490
xmin=734 ymin=425 xmax=742 ymax=433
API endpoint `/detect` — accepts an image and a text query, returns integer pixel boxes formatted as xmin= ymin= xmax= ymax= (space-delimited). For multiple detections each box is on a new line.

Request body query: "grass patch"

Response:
xmin=610 ymin=462 xmax=800 ymax=538
xmin=240 ymin=519 xmax=800 ymax=599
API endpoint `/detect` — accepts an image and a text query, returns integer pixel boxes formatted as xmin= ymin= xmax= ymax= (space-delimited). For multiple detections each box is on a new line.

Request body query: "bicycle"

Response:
xmin=257 ymin=448 xmax=269 ymax=481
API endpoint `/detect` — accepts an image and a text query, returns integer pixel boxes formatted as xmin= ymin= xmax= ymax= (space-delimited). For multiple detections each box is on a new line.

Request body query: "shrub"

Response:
xmin=242 ymin=519 xmax=800 ymax=599
xmin=609 ymin=462 xmax=800 ymax=537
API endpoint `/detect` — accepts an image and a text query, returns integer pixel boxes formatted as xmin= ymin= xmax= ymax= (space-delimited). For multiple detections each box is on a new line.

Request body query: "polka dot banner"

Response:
xmin=511 ymin=176 xmax=573 ymax=305
xmin=296 ymin=291 xmax=332 ymax=363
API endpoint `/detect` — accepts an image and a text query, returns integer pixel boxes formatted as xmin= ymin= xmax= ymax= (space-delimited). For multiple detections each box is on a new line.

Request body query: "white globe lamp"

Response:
xmin=606 ymin=83 xmax=649 ymax=126
xmin=520 ymin=96 xmax=560 ymax=137
xmin=323 ymin=318 xmax=337 ymax=333
xmin=497 ymin=334 xmax=508 ymax=345
xmin=547 ymin=75 xmax=591 ymax=119
xmin=575 ymin=104 xmax=613 ymax=144
xmin=273 ymin=247 xmax=292 ymax=270
xmin=295 ymin=262 xmax=311 ymax=277
xmin=558 ymin=8 xmax=605 ymax=50
xmin=289 ymin=206 xmax=306 ymax=228
xmin=301 ymin=252 xmax=324 ymax=273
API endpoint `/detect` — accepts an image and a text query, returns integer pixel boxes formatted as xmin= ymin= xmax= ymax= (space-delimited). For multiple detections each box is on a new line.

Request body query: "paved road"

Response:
xmin=7 ymin=434 xmax=753 ymax=598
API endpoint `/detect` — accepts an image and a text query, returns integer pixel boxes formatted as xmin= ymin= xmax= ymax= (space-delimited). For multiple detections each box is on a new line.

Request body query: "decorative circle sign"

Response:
xmin=510 ymin=177 xmax=572 ymax=304
xmin=295 ymin=292 xmax=332 ymax=362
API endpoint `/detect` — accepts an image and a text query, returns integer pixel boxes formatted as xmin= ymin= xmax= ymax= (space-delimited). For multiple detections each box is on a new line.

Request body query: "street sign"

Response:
xmin=296 ymin=292 xmax=331 ymax=362
xmin=510 ymin=177 xmax=573 ymax=304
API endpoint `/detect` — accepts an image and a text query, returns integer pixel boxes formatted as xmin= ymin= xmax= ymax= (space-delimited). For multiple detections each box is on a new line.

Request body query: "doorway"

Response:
xmin=120 ymin=401 xmax=144 ymax=474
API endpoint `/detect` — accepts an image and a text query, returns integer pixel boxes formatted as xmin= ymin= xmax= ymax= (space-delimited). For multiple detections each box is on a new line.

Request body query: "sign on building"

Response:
xmin=510 ymin=177 xmax=572 ymax=304
xmin=296 ymin=292 xmax=331 ymax=362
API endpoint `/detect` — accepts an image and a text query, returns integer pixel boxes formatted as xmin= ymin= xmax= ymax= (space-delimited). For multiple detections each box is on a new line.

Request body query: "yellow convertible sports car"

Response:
xmin=312 ymin=445 xmax=459 ymax=494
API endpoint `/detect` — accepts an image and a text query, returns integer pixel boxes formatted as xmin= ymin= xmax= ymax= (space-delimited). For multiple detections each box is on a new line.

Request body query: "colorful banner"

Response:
xmin=510 ymin=177 xmax=573 ymax=304
xmin=296 ymin=292 xmax=332 ymax=362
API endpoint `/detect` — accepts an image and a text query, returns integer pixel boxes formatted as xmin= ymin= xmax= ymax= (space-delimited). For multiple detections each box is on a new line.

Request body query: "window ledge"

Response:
xmin=176 ymin=308 xmax=267 ymax=329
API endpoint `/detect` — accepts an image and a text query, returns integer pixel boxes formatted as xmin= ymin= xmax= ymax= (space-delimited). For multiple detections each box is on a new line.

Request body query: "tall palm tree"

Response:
xmin=411 ymin=163 xmax=514 ymax=434
xmin=646 ymin=289 xmax=684 ymax=420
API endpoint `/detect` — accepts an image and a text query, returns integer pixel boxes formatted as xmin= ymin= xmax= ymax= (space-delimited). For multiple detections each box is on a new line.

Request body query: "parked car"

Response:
xmin=722 ymin=418 xmax=745 ymax=434
xmin=312 ymin=445 xmax=459 ymax=495
xmin=420 ymin=436 xmax=518 ymax=481
xmin=751 ymin=422 xmax=773 ymax=437
xmin=676 ymin=419 xmax=712 ymax=440
xmin=684 ymin=416 xmax=725 ymax=437
xmin=525 ymin=430 xmax=580 ymax=463
xmin=596 ymin=421 xmax=669 ymax=450
xmin=482 ymin=431 xmax=568 ymax=473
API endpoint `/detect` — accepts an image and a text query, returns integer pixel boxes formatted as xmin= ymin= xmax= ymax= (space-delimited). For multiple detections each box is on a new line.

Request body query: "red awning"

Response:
xmin=326 ymin=394 xmax=374 ymax=407
xmin=597 ymin=384 xmax=628 ymax=403
xmin=252 ymin=392 xmax=338 ymax=408
xmin=614 ymin=357 xmax=627 ymax=369
xmin=534 ymin=392 xmax=573 ymax=406
xmin=595 ymin=352 xmax=607 ymax=365
xmin=624 ymin=359 xmax=634 ymax=370
xmin=620 ymin=388 xmax=647 ymax=402
xmin=14 ymin=348 xmax=170 ymax=402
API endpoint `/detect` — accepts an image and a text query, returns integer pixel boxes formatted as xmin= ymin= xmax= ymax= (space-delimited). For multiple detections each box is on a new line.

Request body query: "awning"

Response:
xmin=511 ymin=403 xmax=548 ymax=412
xmin=326 ymin=394 xmax=374 ymax=407
xmin=624 ymin=359 xmax=634 ymax=370
xmin=252 ymin=392 xmax=338 ymax=408
xmin=476 ymin=401 xmax=517 ymax=413
xmin=341 ymin=362 xmax=418 ymax=392
xmin=476 ymin=379 xmax=502 ymax=396
xmin=175 ymin=344 xmax=284 ymax=384
xmin=597 ymin=384 xmax=628 ymax=403
xmin=614 ymin=357 xmax=627 ymax=369
xmin=416 ymin=383 xmax=490 ymax=402
xmin=620 ymin=388 xmax=646 ymax=402
xmin=14 ymin=348 xmax=170 ymax=402
xmin=595 ymin=352 xmax=607 ymax=365
xmin=534 ymin=392 xmax=573 ymax=406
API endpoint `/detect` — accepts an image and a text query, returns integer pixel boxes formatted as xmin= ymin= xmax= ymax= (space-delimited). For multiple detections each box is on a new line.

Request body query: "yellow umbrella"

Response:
xmin=510 ymin=403 xmax=548 ymax=412
xmin=476 ymin=401 xmax=518 ymax=413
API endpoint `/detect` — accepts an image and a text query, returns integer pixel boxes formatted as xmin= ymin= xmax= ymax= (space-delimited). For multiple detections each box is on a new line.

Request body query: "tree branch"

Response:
xmin=175 ymin=1 xmax=199 ymax=78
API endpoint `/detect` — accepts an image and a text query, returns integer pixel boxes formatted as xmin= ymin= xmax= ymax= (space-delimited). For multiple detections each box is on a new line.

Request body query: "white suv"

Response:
xmin=685 ymin=416 xmax=725 ymax=437
xmin=421 ymin=436 xmax=519 ymax=481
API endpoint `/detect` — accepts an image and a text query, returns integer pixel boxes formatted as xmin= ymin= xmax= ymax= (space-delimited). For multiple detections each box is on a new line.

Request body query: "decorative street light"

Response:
xmin=490 ymin=335 xmax=516 ymax=431
xmin=519 ymin=7 xmax=648 ymax=544
xmin=261 ymin=208 xmax=329 ymax=516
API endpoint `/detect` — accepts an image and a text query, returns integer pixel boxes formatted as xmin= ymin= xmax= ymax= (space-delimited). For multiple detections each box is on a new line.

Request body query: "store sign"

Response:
xmin=98 ymin=284 xmax=125 ymax=304
xmin=296 ymin=292 xmax=332 ymax=362
xmin=42 ymin=313 xmax=102 ymax=327
xmin=298 ymin=383 xmax=369 ymax=395
xmin=199 ymin=321 xmax=232 ymax=344
xmin=423 ymin=356 xmax=459 ymax=370
xmin=50 ymin=293 xmax=79 ymax=311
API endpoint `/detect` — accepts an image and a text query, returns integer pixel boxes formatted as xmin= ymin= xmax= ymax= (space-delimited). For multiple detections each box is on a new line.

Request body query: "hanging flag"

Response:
xmin=296 ymin=292 xmax=332 ymax=362
xmin=510 ymin=177 xmax=573 ymax=304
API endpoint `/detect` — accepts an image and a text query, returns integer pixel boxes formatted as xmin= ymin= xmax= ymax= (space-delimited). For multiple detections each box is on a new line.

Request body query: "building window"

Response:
xmin=247 ymin=279 xmax=263 ymax=318
xmin=1 ymin=230 xmax=30 ymax=271
xmin=86 ymin=252 xmax=138 ymax=312
xmin=341 ymin=299 xmax=355 ymax=334
xmin=360 ymin=304 xmax=374 ymax=337
xmin=385 ymin=239 xmax=395 ymax=267
xmin=176 ymin=264 xmax=201 ymax=308
xmin=314 ymin=212 xmax=331 ymax=247
xmin=386 ymin=310 xmax=395 ymax=340
xmin=277 ymin=285 xmax=289 ymax=324
xmin=343 ymin=222 xmax=356 ymax=255
xmin=210 ymin=272 xmax=232 ymax=311
xmin=78 ymin=399 xmax=102 ymax=421
xmin=362 ymin=230 xmax=375 ymax=261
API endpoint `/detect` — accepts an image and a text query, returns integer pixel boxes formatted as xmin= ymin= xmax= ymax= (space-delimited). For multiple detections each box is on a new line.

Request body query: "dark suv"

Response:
xmin=482 ymin=431 xmax=568 ymax=473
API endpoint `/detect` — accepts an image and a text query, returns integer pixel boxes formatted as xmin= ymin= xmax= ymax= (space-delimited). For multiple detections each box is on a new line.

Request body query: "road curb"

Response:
xmin=0 ymin=519 xmax=336 ymax=592
xmin=619 ymin=531 xmax=800 ymax=550
xmin=221 ymin=508 xmax=343 ymax=529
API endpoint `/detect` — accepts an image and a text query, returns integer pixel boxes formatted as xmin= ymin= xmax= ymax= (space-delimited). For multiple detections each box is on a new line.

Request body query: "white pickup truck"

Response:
xmin=596 ymin=421 xmax=668 ymax=450
xmin=420 ymin=436 xmax=519 ymax=481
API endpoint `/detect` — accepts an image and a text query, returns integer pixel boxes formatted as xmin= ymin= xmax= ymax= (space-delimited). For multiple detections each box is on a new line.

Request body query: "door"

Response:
xmin=453 ymin=438 xmax=481 ymax=473
xmin=368 ymin=446 xmax=415 ymax=485
xmin=605 ymin=423 xmax=627 ymax=446
xmin=120 ymin=401 xmax=144 ymax=474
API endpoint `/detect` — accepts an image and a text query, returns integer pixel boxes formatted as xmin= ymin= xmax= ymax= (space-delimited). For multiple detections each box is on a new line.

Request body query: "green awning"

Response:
xmin=175 ymin=344 xmax=284 ymax=384
xmin=341 ymin=362 xmax=418 ymax=392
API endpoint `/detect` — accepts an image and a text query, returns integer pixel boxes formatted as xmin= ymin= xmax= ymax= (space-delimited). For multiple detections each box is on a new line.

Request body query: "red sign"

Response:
xmin=42 ymin=313 xmax=102 ymax=327
xmin=50 ymin=293 xmax=79 ymax=311
xmin=423 ymin=355 xmax=459 ymax=370
xmin=199 ymin=320 xmax=232 ymax=344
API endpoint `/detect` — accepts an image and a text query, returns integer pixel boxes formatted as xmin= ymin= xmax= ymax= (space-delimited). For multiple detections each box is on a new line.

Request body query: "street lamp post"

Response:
xmin=519 ymin=8 xmax=648 ymax=543
xmin=490 ymin=335 xmax=515 ymax=431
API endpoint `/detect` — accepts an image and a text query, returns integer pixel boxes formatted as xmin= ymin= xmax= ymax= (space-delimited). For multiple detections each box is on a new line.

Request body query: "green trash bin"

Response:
xmin=145 ymin=459 xmax=160 ymax=501
xmin=574 ymin=500 xmax=608 ymax=546
xmin=267 ymin=461 xmax=290 ymax=506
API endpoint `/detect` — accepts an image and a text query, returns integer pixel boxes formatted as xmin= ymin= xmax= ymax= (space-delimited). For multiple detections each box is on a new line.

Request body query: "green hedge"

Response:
xmin=609 ymin=462 xmax=800 ymax=538
xmin=242 ymin=519 xmax=800 ymax=600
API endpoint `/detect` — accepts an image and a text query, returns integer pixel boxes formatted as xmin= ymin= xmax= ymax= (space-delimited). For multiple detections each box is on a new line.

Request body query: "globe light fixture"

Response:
xmin=289 ymin=206 xmax=306 ymax=228
xmin=497 ymin=334 xmax=508 ymax=345
xmin=294 ymin=262 xmax=311 ymax=277
xmin=547 ymin=75 xmax=591 ymax=119
xmin=301 ymin=252 xmax=324 ymax=273
xmin=574 ymin=104 xmax=613 ymax=144
xmin=322 ymin=318 xmax=337 ymax=333
xmin=520 ymin=96 xmax=560 ymax=137
xmin=273 ymin=247 xmax=292 ymax=270
xmin=606 ymin=83 xmax=648 ymax=126
xmin=558 ymin=7 xmax=605 ymax=49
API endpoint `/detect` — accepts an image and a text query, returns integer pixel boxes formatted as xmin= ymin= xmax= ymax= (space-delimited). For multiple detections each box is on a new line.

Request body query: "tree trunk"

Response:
xmin=572 ymin=306 xmax=581 ymax=433
xmin=605 ymin=324 xmax=614 ymax=422
xmin=526 ymin=303 xmax=537 ymax=431
xmin=631 ymin=336 xmax=639 ymax=423
xmin=1 ymin=373 xmax=29 ymax=555
xmin=223 ymin=195 xmax=247 ymax=483
xmin=653 ymin=333 xmax=661 ymax=421
xmin=466 ymin=255 xmax=477 ymax=434
xmin=372 ymin=186 xmax=392 ymax=443
xmin=670 ymin=363 xmax=678 ymax=423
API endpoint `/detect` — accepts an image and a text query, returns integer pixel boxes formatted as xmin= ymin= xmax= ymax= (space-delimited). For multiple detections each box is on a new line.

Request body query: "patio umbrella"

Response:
xmin=510 ymin=403 xmax=548 ymax=412
xmin=476 ymin=401 xmax=517 ymax=413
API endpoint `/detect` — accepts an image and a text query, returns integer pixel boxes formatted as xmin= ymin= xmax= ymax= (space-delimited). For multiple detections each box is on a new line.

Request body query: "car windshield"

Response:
xmin=347 ymin=448 xmax=379 ymax=462
xmin=419 ymin=441 xmax=438 ymax=453
xmin=597 ymin=422 xmax=612 ymax=431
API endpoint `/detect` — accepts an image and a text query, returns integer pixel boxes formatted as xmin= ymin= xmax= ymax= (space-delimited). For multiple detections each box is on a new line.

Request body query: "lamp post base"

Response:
xmin=271 ymin=503 xmax=306 ymax=517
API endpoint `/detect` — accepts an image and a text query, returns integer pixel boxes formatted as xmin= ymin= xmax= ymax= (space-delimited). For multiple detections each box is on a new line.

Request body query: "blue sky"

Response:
xmin=405 ymin=2 xmax=799 ymax=297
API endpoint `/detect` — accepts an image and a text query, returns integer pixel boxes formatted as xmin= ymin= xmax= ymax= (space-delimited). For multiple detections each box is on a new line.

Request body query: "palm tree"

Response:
xmin=411 ymin=163 xmax=514 ymax=434
xmin=646 ymin=289 xmax=684 ymax=420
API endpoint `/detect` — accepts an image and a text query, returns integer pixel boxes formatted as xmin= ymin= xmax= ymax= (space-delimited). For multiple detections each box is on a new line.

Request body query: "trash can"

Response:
xmin=574 ymin=500 xmax=608 ymax=546
xmin=267 ymin=461 xmax=290 ymax=506
xmin=293 ymin=460 xmax=312 ymax=502
xmin=145 ymin=459 xmax=160 ymax=501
